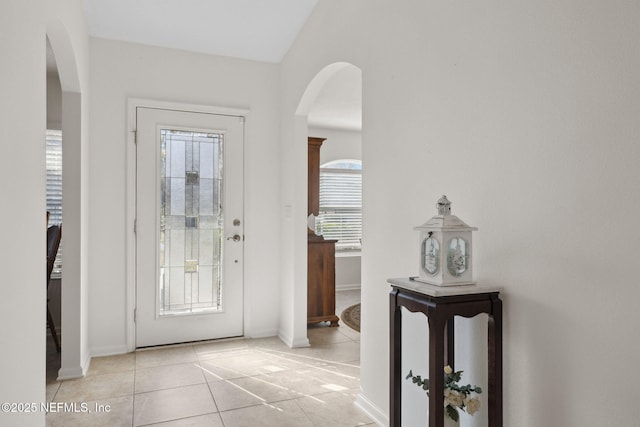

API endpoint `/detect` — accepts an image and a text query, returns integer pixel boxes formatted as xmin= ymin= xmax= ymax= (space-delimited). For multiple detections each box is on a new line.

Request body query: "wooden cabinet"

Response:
xmin=307 ymin=137 xmax=324 ymax=222
xmin=307 ymin=137 xmax=339 ymax=326
xmin=307 ymin=236 xmax=339 ymax=326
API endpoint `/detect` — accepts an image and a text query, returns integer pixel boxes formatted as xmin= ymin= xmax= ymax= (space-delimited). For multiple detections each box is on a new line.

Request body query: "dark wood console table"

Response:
xmin=389 ymin=277 xmax=503 ymax=427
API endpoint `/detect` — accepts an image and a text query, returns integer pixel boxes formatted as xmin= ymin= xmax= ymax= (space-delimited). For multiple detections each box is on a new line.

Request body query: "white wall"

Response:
xmin=282 ymin=1 xmax=640 ymax=426
xmin=0 ymin=3 xmax=47 ymax=425
xmin=310 ymin=126 xmax=362 ymax=164
xmin=0 ymin=0 xmax=89 ymax=424
xmin=47 ymin=74 xmax=62 ymax=130
xmin=88 ymin=38 xmax=282 ymax=354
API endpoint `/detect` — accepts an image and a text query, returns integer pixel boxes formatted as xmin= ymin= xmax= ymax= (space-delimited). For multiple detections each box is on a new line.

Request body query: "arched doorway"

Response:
xmin=46 ymin=20 xmax=86 ymax=379
xmin=294 ymin=62 xmax=363 ymax=344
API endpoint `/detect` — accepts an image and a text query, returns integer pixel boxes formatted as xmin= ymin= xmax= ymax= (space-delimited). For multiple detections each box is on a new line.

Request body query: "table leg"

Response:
xmin=428 ymin=314 xmax=446 ymax=427
xmin=390 ymin=289 xmax=402 ymax=427
xmin=488 ymin=296 xmax=503 ymax=427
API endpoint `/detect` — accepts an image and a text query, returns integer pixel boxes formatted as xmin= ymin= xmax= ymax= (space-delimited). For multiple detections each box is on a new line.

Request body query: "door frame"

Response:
xmin=126 ymin=98 xmax=249 ymax=351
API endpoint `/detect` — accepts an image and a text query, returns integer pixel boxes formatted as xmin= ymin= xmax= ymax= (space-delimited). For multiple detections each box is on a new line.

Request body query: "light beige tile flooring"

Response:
xmin=46 ymin=290 xmax=373 ymax=426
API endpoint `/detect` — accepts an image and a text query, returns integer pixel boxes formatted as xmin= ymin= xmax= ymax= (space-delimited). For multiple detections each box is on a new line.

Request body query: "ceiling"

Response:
xmin=48 ymin=1 xmax=361 ymax=131
xmin=83 ymin=0 xmax=319 ymax=63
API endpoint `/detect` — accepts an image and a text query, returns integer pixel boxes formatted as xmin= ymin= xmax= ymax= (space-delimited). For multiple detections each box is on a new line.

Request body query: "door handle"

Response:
xmin=227 ymin=234 xmax=242 ymax=242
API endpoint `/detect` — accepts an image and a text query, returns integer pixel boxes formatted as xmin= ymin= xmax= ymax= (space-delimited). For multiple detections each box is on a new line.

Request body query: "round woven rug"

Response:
xmin=341 ymin=303 xmax=361 ymax=332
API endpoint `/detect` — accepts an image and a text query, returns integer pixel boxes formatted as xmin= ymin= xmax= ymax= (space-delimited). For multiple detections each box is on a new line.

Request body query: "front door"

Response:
xmin=136 ymin=107 xmax=244 ymax=347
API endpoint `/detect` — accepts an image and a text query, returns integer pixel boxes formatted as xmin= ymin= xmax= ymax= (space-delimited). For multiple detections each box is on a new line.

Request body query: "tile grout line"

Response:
xmin=131 ymin=350 xmax=137 ymax=427
xmin=198 ymin=343 xmax=229 ymax=427
xmin=204 ymin=380 xmax=226 ymax=427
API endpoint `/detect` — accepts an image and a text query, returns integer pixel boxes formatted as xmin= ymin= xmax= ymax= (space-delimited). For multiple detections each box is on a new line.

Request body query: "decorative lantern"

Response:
xmin=414 ymin=195 xmax=477 ymax=286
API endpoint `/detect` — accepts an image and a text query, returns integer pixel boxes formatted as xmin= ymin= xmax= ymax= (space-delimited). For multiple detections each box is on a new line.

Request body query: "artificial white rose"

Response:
xmin=444 ymin=389 xmax=464 ymax=408
xmin=465 ymin=397 xmax=481 ymax=415
xmin=406 ymin=367 xmax=482 ymax=418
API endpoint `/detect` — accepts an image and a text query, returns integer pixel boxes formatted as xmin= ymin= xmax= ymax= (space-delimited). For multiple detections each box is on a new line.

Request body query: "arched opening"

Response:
xmin=45 ymin=35 xmax=63 ymax=384
xmin=46 ymin=20 xmax=86 ymax=380
xmin=294 ymin=62 xmax=363 ymax=344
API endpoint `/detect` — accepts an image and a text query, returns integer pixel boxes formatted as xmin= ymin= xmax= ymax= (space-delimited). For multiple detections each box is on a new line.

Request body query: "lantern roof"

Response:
xmin=414 ymin=195 xmax=477 ymax=232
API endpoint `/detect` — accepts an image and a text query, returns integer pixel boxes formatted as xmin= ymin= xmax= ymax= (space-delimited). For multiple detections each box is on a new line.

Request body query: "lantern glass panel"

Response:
xmin=422 ymin=237 xmax=439 ymax=275
xmin=447 ymin=237 xmax=468 ymax=276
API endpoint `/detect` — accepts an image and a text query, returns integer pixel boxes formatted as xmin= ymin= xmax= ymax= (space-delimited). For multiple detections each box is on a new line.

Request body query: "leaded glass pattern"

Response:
xmin=159 ymin=129 xmax=223 ymax=316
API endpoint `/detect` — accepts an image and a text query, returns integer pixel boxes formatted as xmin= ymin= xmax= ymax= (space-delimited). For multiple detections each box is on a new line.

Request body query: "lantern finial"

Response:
xmin=436 ymin=195 xmax=451 ymax=216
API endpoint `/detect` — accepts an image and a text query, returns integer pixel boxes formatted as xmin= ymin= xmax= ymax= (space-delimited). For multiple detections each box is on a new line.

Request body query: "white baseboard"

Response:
xmin=277 ymin=329 xmax=310 ymax=348
xmin=90 ymin=344 xmax=131 ymax=358
xmin=57 ymin=344 xmax=132 ymax=381
xmin=336 ymin=283 xmax=361 ymax=291
xmin=57 ymin=352 xmax=91 ymax=380
xmin=57 ymin=366 xmax=84 ymax=380
xmin=245 ymin=328 xmax=279 ymax=339
xmin=356 ymin=391 xmax=388 ymax=427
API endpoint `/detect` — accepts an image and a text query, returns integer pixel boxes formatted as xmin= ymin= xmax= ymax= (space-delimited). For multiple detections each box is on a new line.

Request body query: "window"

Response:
xmin=46 ymin=130 xmax=63 ymax=276
xmin=316 ymin=159 xmax=362 ymax=252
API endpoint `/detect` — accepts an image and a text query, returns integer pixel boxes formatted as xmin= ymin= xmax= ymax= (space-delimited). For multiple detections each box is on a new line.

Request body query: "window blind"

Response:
xmin=46 ymin=130 xmax=63 ymax=276
xmin=317 ymin=166 xmax=362 ymax=251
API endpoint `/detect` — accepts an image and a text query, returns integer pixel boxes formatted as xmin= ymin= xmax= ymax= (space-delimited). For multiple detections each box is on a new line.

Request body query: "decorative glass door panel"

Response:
xmin=159 ymin=129 xmax=223 ymax=316
xmin=136 ymin=107 xmax=244 ymax=347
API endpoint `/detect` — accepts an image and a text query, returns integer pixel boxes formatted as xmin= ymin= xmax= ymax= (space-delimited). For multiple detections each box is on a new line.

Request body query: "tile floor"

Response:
xmin=46 ymin=290 xmax=373 ymax=426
